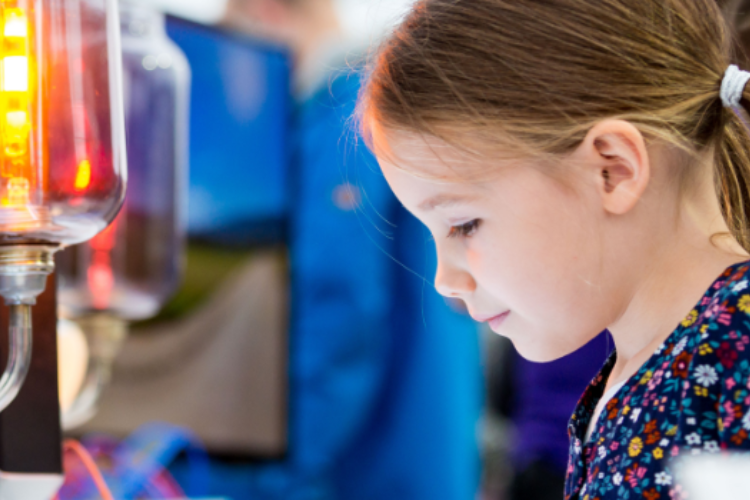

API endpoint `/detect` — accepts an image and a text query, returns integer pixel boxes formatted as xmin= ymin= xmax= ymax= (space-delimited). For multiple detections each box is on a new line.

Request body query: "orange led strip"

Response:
xmin=0 ymin=1 xmax=32 ymax=207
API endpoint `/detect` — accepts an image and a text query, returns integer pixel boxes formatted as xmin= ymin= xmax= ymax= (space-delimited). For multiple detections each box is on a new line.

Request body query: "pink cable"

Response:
xmin=56 ymin=439 xmax=116 ymax=500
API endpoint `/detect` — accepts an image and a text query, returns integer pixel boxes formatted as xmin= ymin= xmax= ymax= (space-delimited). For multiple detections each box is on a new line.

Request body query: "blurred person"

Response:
xmin=211 ymin=1 xmax=484 ymax=499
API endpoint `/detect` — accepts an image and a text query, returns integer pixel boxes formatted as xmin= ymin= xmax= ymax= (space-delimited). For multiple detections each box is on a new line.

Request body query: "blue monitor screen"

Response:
xmin=166 ymin=17 xmax=292 ymax=245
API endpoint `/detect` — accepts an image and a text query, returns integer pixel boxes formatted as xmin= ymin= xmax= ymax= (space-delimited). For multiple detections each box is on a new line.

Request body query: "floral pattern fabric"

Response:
xmin=565 ymin=262 xmax=750 ymax=500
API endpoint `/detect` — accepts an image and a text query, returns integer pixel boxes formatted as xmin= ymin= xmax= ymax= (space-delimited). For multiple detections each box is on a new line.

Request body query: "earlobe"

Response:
xmin=584 ymin=120 xmax=651 ymax=215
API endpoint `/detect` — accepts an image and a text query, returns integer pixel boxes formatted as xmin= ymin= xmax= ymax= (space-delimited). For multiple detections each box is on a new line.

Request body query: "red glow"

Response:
xmin=89 ymin=216 xmax=118 ymax=251
xmin=87 ymin=254 xmax=113 ymax=310
xmin=86 ymin=216 xmax=120 ymax=309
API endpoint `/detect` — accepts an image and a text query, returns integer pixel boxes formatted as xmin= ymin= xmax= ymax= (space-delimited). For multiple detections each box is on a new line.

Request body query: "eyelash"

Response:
xmin=448 ymin=219 xmax=481 ymax=239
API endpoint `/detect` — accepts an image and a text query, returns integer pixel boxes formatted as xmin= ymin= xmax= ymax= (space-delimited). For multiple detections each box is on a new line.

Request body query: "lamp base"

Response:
xmin=0 ymin=278 xmax=64 ymax=497
xmin=0 ymin=246 xmax=57 ymax=306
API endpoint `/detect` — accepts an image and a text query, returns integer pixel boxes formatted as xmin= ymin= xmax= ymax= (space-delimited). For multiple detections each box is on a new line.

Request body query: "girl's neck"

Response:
xmin=605 ymin=201 xmax=749 ymax=390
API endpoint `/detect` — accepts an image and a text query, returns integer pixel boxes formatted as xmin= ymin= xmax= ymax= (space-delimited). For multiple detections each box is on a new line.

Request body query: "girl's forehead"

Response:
xmin=380 ymin=128 xmax=472 ymax=161
xmin=377 ymin=146 xmax=496 ymax=215
xmin=373 ymin=126 xmax=511 ymax=182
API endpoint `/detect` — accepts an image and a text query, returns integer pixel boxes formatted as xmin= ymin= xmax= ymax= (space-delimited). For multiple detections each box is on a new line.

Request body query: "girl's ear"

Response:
xmin=577 ymin=120 xmax=651 ymax=215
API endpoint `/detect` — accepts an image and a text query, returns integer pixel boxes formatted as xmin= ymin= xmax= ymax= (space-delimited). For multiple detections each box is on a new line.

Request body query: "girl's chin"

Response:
xmin=509 ymin=334 xmax=584 ymax=363
xmin=514 ymin=345 xmax=569 ymax=363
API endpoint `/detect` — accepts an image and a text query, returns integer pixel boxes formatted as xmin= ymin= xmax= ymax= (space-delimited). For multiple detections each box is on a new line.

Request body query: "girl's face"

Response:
xmin=376 ymin=131 xmax=612 ymax=362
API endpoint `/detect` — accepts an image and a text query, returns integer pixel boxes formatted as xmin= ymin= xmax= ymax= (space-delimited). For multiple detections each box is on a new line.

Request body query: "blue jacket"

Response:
xmin=241 ymin=72 xmax=483 ymax=499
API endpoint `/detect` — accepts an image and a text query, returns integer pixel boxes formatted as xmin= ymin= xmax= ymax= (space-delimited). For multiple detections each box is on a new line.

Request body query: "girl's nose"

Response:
xmin=434 ymin=260 xmax=476 ymax=299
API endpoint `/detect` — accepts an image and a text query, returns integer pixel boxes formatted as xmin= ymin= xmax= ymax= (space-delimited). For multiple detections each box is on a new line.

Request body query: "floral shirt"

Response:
xmin=565 ymin=262 xmax=750 ymax=500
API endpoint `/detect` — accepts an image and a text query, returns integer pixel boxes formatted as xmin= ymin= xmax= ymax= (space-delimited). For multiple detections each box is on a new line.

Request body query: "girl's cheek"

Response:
xmin=465 ymin=235 xmax=486 ymax=267
xmin=466 ymin=237 xmax=504 ymax=288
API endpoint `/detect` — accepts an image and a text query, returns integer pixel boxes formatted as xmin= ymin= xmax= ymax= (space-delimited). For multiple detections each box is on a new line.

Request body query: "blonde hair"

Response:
xmin=360 ymin=0 xmax=750 ymax=250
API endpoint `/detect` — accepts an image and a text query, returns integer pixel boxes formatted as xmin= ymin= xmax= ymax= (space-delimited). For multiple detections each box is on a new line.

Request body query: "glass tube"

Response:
xmin=0 ymin=0 xmax=126 ymax=247
xmin=58 ymin=1 xmax=189 ymax=321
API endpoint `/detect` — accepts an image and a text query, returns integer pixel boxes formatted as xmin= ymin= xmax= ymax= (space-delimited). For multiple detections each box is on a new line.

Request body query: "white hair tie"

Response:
xmin=721 ymin=65 xmax=750 ymax=108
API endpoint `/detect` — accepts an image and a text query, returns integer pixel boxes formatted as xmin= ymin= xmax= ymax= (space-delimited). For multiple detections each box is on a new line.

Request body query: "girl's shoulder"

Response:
xmin=674 ymin=261 xmax=750 ymax=381
xmin=679 ymin=261 xmax=750 ymax=351
xmin=672 ymin=261 xmax=750 ymax=450
xmin=566 ymin=263 xmax=750 ymax=500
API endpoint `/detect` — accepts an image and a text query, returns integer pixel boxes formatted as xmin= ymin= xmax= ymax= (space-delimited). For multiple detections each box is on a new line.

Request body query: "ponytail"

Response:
xmin=717 ymin=92 xmax=750 ymax=251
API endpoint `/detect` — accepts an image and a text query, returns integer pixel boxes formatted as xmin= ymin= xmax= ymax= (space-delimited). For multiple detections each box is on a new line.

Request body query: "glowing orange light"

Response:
xmin=0 ymin=3 xmax=34 ymax=208
xmin=3 ymin=55 xmax=27 ymax=91
xmin=6 ymin=176 xmax=27 ymax=205
xmin=3 ymin=8 xmax=26 ymax=38
xmin=74 ymin=159 xmax=91 ymax=191
xmin=6 ymin=110 xmax=26 ymax=128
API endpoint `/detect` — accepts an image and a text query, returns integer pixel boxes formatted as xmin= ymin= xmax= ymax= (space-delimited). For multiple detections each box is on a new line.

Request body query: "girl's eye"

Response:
xmin=448 ymin=219 xmax=481 ymax=239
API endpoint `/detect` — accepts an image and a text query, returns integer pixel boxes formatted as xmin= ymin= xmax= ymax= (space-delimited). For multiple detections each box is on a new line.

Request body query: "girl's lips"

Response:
xmin=487 ymin=311 xmax=510 ymax=330
xmin=472 ymin=311 xmax=511 ymax=329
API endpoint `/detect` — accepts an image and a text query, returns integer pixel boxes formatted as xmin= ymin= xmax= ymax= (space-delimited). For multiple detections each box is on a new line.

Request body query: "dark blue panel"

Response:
xmin=166 ymin=17 xmax=292 ymax=244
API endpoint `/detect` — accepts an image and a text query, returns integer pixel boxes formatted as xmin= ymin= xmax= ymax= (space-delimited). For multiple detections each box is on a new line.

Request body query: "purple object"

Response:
xmin=510 ymin=332 xmax=612 ymax=473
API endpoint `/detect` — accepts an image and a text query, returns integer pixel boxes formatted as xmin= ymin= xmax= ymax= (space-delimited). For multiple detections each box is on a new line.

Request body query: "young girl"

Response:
xmin=359 ymin=0 xmax=750 ymax=498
